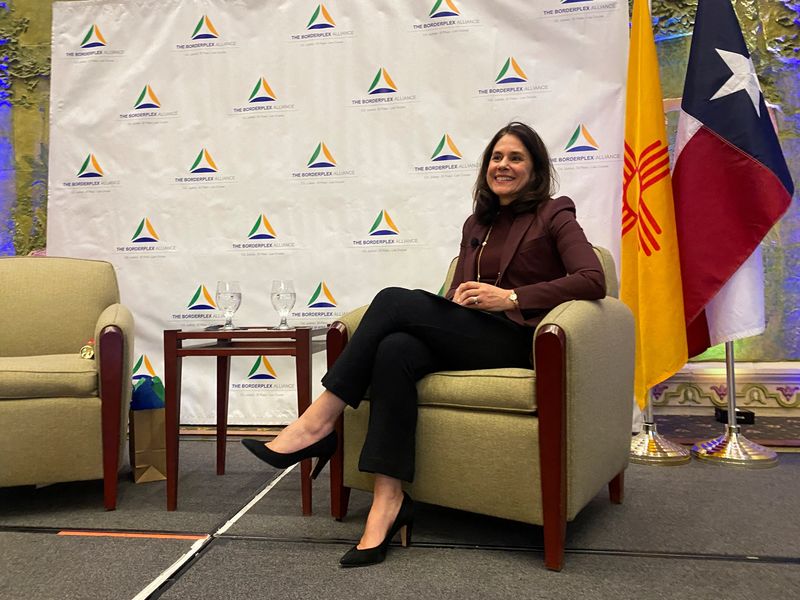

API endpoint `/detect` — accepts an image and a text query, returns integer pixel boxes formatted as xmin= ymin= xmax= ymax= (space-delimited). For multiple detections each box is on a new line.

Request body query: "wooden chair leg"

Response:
xmin=609 ymin=469 xmax=624 ymax=504
xmin=99 ymin=326 xmax=124 ymax=511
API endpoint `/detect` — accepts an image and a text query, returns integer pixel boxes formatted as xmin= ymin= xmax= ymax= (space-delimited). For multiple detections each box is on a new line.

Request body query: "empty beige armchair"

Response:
xmin=326 ymin=247 xmax=634 ymax=570
xmin=0 ymin=257 xmax=134 ymax=509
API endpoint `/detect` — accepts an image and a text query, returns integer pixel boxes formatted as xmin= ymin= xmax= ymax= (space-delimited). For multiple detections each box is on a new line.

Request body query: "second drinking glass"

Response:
xmin=271 ymin=280 xmax=296 ymax=330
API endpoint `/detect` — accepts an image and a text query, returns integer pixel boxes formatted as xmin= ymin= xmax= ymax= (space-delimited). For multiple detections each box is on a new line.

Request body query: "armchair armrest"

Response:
xmin=326 ymin=304 xmax=369 ymax=365
xmin=535 ymin=297 xmax=634 ymax=516
xmin=94 ymin=303 xmax=135 ymax=510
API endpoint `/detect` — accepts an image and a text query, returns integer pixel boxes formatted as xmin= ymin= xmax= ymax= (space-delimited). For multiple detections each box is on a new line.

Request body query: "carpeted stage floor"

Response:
xmin=1 ymin=431 xmax=799 ymax=600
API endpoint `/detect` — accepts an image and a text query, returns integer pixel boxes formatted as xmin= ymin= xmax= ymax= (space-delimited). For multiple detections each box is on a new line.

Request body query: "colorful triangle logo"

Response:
xmin=248 ymin=77 xmax=277 ymax=103
xmin=565 ymin=124 xmax=599 ymax=152
xmin=248 ymin=214 xmax=277 ymax=240
xmin=368 ymin=67 xmax=398 ymax=95
xmin=134 ymin=84 xmax=161 ymax=110
xmin=307 ymin=142 xmax=337 ymax=168
xmin=307 ymin=281 xmax=337 ymax=308
xmin=431 ymin=134 xmax=463 ymax=161
xmin=190 ymin=148 xmax=218 ymax=173
xmin=369 ymin=210 xmax=400 ymax=236
xmin=495 ymin=57 xmax=527 ymax=84
xmin=80 ymin=24 xmax=107 ymax=48
xmin=247 ymin=356 xmax=278 ymax=380
xmin=132 ymin=218 xmax=160 ymax=243
xmin=306 ymin=4 xmax=336 ymax=29
xmin=77 ymin=154 xmax=104 ymax=178
xmin=429 ymin=0 xmax=460 ymax=18
xmin=187 ymin=285 xmax=217 ymax=310
xmin=132 ymin=354 xmax=157 ymax=380
xmin=192 ymin=15 xmax=220 ymax=40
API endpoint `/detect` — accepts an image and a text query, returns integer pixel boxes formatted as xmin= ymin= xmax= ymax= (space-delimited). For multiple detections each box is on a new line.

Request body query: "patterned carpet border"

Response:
xmin=655 ymin=415 xmax=800 ymax=447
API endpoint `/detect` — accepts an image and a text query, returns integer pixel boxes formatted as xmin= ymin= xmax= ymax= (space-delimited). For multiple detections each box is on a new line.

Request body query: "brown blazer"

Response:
xmin=445 ymin=196 xmax=606 ymax=327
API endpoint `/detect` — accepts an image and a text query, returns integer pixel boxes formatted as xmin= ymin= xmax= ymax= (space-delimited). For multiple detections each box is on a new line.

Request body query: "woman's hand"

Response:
xmin=453 ymin=281 xmax=515 ymax=312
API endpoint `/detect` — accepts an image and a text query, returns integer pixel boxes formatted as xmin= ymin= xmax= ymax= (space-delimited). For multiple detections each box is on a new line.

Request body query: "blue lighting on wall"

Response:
xmin=0 ymin=1 xmax=14 ymax=256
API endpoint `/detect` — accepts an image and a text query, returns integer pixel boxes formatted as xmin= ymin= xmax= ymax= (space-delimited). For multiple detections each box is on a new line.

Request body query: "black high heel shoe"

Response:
xmin=241 ymin=430 xmax=337 ymax=479
xmin=339 ymin=492 xmax=414 ymax=568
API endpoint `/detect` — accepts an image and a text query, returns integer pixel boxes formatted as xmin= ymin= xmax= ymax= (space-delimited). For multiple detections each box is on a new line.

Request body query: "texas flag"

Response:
xmin=672 ymin=0 xmax=794 ymax=357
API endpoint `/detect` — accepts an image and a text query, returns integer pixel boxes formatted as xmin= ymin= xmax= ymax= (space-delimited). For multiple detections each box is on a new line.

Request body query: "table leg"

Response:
xmin=295 ymin=328 xmax=313 ymax=515
xmin=216 ymin=351 xmax=231 ymax=475
xmin=164 ymin=330 xmax=182 ymax=511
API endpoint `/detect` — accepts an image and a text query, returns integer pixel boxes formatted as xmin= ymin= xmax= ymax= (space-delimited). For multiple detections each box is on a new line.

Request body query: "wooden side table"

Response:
xmin=163 ymin=326 xmax=328 ymax=513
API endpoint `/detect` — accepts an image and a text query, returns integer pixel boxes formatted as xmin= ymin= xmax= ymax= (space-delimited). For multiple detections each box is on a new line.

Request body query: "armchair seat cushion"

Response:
xmin=416 ymin=367 xmax=537 ymax=413
xmin=0 ymin=354 xmax=98 ymax=399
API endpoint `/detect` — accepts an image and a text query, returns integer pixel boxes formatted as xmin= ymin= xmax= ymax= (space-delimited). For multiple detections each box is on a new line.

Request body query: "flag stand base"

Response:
xmin=691 ymin=425 xmax=778 ymax=468
xmin=630 ymin=422 xmax=691 ymax=465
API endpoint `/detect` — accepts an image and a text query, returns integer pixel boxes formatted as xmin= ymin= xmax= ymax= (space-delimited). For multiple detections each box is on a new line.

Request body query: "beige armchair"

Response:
xmin=0 ymin=257 xmax=134 ymax=510
xmin=325 ymin=247 xmax=634 ymax=570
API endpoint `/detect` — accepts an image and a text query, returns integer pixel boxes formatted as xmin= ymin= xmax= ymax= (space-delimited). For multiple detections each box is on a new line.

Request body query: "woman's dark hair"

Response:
xmin=473 ymin=122 xmax=558 ymax=224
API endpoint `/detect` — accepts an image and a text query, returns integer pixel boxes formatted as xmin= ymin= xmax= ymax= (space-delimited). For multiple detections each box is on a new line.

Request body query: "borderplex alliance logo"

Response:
xmin=552 ymin=123 xmax=620 ymax=167
xmin=412 ymin=133 xmax=477 ymax=177
xmin=291 ymin=141 xmax=355 ymax=183
xmin=231 ymin=214 xmax=297 ymax=254
xmin=308 ymin=281 xmax=337 ymax=308
xmin=119 ymin=84 xmax=178 ymax=122
xmin=81 ymin=24 xmax=107 ymax=48
xmin=413 ymin=0 xmax=481 ymax=34
xmin=175 ymin=148 xmax=236 ymax=186
xmin=353 ymin=210 xmax=419 ymax=250
xmin=66 ymin=23 xmax=125 ymax=59
xmin=539 ymin=0 xmax=620 ymax=21
xmin=188 ymin=284 xmax=217 ymax=310
xmin=133 ymin=217 xmax=159 ymax=242
xmin=78 ymin=153 xmax=104 ymax=178
xmin=291 ymin=4 xmax=354 ymax=42
xmin=176 ymin=15 xmax=237 ymax=51
xmin=232 ymin=356 xmax=295 ymax=394
xmin=247 ymin=356 xmax=278 ymax=379
xmin=169 ymin=283 xmax=221 ymax=323
xmin=62 ymin=153 xmax=120 ymax=191
xmin=231 ymin=76 xmax=295 ymax=117
xmin=351 ymin=66 xmax=416 ymax=109
xmin=290 ymin=281 xmax=345 ymax=323
xmin=476 ymin=56 xmax=549 ymax=100
xmin=116 ymin=217 xmax=176 ymax=258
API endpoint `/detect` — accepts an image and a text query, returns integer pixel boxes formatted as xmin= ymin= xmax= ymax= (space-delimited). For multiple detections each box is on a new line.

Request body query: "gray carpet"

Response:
xmin=229 ymin=454 xmax=800 ymax=558
xmin=0 ymin=439 xmax=277 ymax=533
xmin=3 ymin=439 xmax=799 ymax=600
xmin=158 ymin=539 xmax=800 ymax=600
xmin=0 ymin=532 xmax=193 ymax=600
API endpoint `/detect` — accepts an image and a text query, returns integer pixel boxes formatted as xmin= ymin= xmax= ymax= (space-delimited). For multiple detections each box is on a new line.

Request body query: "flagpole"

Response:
xmin=630 ymin=388 xmax=691 ymax=465
xmin=691 ymin=342 xmax=778 ymax=467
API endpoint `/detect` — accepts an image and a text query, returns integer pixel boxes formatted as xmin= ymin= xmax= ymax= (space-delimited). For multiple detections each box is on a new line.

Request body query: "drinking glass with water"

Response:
xmin=271 ymin=280 xmax=296 ymax=330
xmin=216 ymin=281 xmax=242 ymax=330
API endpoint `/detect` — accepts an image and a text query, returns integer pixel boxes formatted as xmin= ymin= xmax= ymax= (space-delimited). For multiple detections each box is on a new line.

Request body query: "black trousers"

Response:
xmin=321 ymin=287 xmax=533 ymax=482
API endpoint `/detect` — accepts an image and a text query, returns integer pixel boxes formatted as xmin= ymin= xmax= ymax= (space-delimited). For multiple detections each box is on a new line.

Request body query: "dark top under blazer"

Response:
xmin=445 ymin=196 xmax=606 ymax=328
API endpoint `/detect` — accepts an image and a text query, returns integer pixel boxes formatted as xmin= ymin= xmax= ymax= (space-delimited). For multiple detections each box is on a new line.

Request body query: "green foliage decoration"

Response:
xmin=0 ymin=2 xmax=50 ymax=107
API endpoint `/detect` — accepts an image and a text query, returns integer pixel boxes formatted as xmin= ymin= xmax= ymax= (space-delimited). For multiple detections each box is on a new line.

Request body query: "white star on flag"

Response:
xmin=709 ymin=48 xmax=763 ymax=116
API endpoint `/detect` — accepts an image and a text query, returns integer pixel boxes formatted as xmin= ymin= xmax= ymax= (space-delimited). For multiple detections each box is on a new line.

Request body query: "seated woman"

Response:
xmin=243 ymin=121 xmax=606 ymax=567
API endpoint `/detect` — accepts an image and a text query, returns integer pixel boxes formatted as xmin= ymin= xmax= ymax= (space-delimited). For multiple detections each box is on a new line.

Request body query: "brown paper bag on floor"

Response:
xmin=128 ymin=408 xmax=167 ymax=483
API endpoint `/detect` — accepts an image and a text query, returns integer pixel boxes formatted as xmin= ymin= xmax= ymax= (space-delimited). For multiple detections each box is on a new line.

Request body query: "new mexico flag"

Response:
xmin=620 ymin=0 xmax=688 ymax=408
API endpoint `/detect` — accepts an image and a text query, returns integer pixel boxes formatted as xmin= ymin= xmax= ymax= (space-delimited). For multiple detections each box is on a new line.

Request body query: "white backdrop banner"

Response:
xmin=47 ymin=0 xmax=628 ymax=424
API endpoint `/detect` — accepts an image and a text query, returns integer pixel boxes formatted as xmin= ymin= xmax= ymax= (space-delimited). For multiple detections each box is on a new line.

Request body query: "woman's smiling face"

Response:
xmin=486 ymin=133 xmax=534 ymax=205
